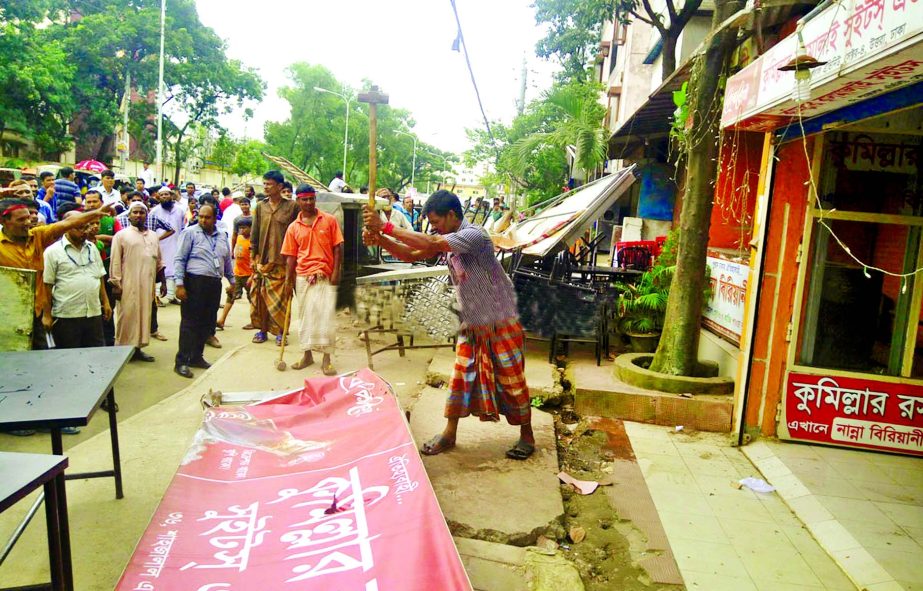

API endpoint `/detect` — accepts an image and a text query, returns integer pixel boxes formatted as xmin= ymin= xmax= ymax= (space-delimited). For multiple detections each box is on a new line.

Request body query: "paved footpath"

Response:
xmin=5 ymin=302 xmax=911 ymax=590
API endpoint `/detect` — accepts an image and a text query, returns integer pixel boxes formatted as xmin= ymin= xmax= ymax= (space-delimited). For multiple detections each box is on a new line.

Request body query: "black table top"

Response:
xmin=0 ymin=346 xmax=134 ymax=430
xmin=0 ymin=452 xmax=68 ymax=512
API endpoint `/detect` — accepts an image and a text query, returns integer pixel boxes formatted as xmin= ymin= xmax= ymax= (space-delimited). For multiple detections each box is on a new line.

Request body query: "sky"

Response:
xmin=195 ymin=0 xmax=560 ymax=156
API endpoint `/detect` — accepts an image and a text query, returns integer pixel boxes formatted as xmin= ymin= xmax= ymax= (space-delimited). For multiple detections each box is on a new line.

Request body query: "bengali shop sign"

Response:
xmin=703 ymin=255 xmax=747 ymax=346
xmin=116 ymin=370 xmax=472 ymax=591
xmin=781 ymin=371 xmax=923 ymax=456
xmin=721 ymin=0 xmax=923 ymax=129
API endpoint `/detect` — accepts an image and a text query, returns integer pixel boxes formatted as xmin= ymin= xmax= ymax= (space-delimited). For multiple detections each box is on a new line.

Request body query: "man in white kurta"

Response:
xmin=110 ymin=202 xmax=164 ymax=361
xmin=149 ymin=186 xmax=186 ymax=303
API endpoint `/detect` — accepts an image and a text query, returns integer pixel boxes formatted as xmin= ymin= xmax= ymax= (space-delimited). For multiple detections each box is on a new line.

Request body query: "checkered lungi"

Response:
xmin=446 ymin=317 xmax=531 ymax=425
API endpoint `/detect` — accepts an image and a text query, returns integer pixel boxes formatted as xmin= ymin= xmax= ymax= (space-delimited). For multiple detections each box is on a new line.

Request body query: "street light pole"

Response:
xmin=314 ymin=86 xmax=351 ymax=183
xmin=155 ymin=0 xmax=166 ymax=185
xmin=395 ymin=130 xmax=417 ymax=190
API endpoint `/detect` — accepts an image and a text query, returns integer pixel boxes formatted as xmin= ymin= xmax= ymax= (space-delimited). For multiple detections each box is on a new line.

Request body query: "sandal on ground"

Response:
xmin=420 ymin=435 xmax=456 ymax=456
xmin=252 ymin=331 xmax=267 ymax=344
xmin=291 ymin=358 xmax=314 ymax=370
xmin=242 ymin=323 xmax=256 ymax=330
xmin=506 ymin=440 xmax=535 ymax=461
xmin=275 ymin=334 xmax=288 ymax=347
xmin=322 ymin=363 xmax=338 ymax=376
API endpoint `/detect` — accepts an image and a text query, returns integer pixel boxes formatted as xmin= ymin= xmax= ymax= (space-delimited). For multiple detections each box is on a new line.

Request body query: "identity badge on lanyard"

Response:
xmin=206 ymin=233 xmax=221 ymax=270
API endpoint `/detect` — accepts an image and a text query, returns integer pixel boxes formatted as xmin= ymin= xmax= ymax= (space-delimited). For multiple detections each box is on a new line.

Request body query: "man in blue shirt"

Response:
xmin=54 ymin=167 xmax=82 ymax=205
xmin=173 ymin=204 xmax=234 ymax=378
xmin=36 ymin=171 xmax=57 ymax=221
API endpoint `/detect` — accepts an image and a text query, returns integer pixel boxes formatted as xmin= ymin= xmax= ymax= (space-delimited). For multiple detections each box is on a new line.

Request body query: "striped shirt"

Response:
xmin=115 ymin=210 xmax=174 ymax=234
xmin=444 ymin=219 xmax=518 ymax=327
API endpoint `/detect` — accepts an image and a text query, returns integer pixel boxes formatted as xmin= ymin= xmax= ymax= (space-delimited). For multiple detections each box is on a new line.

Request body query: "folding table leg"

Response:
xmin=42 ymin=480 xmax=63 ymax=591
xmin=55 ymin=473 xmax=73 ymax=591
xmin=48 ymin=431 xmax=73 ymax=591
xmin=107 ymin=389 xmax=124 ymax=499
xmin=363 ymin=330 xmax=374 ymax=370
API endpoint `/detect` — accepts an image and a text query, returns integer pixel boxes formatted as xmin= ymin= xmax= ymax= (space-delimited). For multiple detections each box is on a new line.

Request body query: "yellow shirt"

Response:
xmin=0 ymin=223 xmax=67 ymax=316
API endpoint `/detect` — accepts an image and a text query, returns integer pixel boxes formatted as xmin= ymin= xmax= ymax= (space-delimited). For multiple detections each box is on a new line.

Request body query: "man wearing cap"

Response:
xmin=281 ymin=184 xmax=343 ymax=375
xmin=172 ymin=204 xmax=235 ymax=378
xmin=109 ymin=201 xmax=165 ymax=362
xmin=149 ymin=186 xmax=186 ymax=303
xmin=0 ymin=197 xmax=115 ymax=350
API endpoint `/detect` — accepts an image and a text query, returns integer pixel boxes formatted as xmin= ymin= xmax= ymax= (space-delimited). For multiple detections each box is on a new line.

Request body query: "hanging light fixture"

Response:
xmin=778 ymin=21 xmax=827 ymax=103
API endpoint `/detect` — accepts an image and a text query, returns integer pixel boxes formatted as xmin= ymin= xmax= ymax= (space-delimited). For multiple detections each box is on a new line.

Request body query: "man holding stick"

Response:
xmin=282 ymin=184 xmax=343 ymax=375
xmin=249 ymin=170 xmax=298 ymax=345
xmin=362 ymin=190 xmax=535 ymax=460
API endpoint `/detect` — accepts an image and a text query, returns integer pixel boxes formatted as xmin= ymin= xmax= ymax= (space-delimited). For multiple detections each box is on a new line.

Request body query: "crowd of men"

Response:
xmin=0 ymin=168 xmax=348 ymax=436
xmin=2 ymin=167 xmax=533 ymax=462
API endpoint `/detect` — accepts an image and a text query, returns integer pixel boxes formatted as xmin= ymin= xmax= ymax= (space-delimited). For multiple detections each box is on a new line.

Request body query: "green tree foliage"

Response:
xmin=532 ymin=0 xmax=614 ymax=80
xmin=264 ymin=63 xmax=454 ymax=192
xmin=532 ymin=0 xmax=703 ymax=83
xmin=0 ymin=2 xmax=74 ymax=155
xmin=232 ymin=140 xmax=270 ymax=178
xmin=510 ymin=81 xmax=607 ymax=180
xmin=465 ymin=80 xmax=605 ymax=205
xmin=209 ymin=133 xmax=237 ymax=175
xmin=11 ymin=0 xmax=264 ymax=171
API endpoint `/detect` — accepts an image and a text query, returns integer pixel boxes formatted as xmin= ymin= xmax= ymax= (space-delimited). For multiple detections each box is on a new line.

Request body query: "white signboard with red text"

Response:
xmin=116 ymin=370 xmax=472 ymax=591
xmin=703 ymin=255 xmax=748 ymax=346
xmin=722 ymin=0 xmax=923 ymax=130
xmin=781 ymin=371 xmax=923 ymax=456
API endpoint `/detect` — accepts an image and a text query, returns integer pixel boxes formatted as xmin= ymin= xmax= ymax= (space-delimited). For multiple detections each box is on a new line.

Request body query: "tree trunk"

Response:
xmin=661 ymin=34 xmax=678 ymax=82
xmin=95 ymin=134 xmax=114 ymax=163
xmin=172 ymin=135 xmax=184 ymax=186
xmin=649 ymin=0 xmax=743 ymax=376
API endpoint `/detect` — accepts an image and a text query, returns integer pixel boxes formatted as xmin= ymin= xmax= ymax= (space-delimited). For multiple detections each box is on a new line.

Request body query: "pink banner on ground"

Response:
xmin=116 ymin=369 xmax=472 ymax=590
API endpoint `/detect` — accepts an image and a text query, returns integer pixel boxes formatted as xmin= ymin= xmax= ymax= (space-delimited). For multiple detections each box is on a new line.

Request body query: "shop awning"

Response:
xmin=493 ymin=165 xmax=637 ymax=257
xmin=608 ymin=62 xmax=693 ymax=155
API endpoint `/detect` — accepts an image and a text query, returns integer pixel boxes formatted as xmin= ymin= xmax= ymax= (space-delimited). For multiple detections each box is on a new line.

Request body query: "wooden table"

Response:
xmin=0 ymin=452 xmax=71 ymax=591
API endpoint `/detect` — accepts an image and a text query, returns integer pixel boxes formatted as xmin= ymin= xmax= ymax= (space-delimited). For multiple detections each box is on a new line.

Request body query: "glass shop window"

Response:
xmin=796 ymin=133 xmax=923 ymax=378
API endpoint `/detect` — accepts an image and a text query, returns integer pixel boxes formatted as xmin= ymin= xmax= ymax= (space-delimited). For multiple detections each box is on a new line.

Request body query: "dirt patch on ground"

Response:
xmin=552 ymin=414 xmax=685 ymax=591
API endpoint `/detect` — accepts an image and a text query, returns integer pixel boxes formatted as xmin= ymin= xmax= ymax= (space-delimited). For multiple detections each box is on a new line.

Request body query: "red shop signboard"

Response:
xmin=781 ymin=371 xmax=923 ymax=456
xmin=116 ymin=370 xmax=472 ymax=590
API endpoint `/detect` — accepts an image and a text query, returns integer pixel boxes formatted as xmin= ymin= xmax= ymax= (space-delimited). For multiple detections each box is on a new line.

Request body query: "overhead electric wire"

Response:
xmin=448 ymin=0 xmax=500 ymax=159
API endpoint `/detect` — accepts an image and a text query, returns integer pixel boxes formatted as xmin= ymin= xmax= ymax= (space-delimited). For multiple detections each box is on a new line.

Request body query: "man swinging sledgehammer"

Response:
xmin=362 ymin=190 xmax=535 ymax=460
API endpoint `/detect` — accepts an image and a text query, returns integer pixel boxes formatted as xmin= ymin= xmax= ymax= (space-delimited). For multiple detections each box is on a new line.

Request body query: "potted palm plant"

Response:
xmin=614 ymin=264 xmax=671 ymax=353
xmin=613 ymin=230 xmax=711 ymax=353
